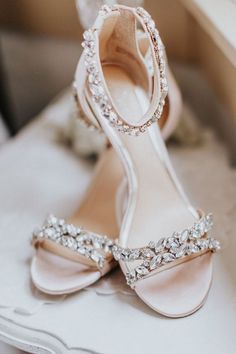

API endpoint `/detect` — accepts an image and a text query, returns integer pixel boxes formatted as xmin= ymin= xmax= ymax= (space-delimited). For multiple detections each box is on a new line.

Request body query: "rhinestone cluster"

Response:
xmin=80 ymin=6 xmax=168 ymax=136
xmin=99 ymin=4 xmax=115 ymax=16
xmin=32 ymin=215 xmax=114 ymax=269
xmin=72 ymin=82 xmax=104 ymax=133
xmin=112 ymin=214 xmax=221 ymax=287
xmin=136 ymin=7 xmax=168 ymax=119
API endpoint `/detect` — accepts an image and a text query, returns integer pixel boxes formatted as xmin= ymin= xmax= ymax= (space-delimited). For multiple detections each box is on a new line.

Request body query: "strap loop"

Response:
xmin=74 ymin=5 xmax=168 ymax=136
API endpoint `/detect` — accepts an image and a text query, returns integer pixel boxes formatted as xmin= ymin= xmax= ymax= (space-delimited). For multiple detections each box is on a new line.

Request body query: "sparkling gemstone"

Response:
xmin=193 ymin=221 xmax=205 ymax=238
xmin=123 ymin=124 xmax=130 ymax=132
xmin=166 ymin=237 xmax=179 ymax=249
xmin=162 ymin=84 xmax=168 ymax=94
xmin=44 ymin=228 xmax=56 ymax=239
xmin=196 ymin=239 xmax=209 ymax=250
xmin=116 ymin=119 xmax=123 ymax=126
xmin=205 ymin=214 xmax=213 ymax=232
xmin=172 ymin=245 xmax=186 ymax=258
xmin=209 ymin=238 xmax=220 ymax=251
xmin=161 ymin=77 xmax=167 ymax=87
xmin=92 ymin=237 xmax=102 ymax=249
xmin=147 ymin=19 xmax=155 ymax=31
xmin=179 ymin=229 xmax=189 ymax=243
xmin=102 ymin=105 xmax=110 ymax=119
xmin=90 ymin=250 xmax=103 ymax=264
xmin=99 ymin=96 xmax=109 ymax=109
xmin=143 ymin=260 xmax=150 ymax=267
xmin=46 ymin=215 xmax=58 ymax=226
xmin=85 ymin=41 xmax=95 ymax=50
xmin=104 ymin=239 xmax=114 ymax=253
xmin=113 ymin=247 xmax=122 ymax=260
xmin=139 ymin=125 xmax=147 ymax=133
xmin=198 ymin=220 xmax=206 ymax=236
xmin=153 ymin=30 xmax=159 ymax=43
xmin=187 ymin=244 xmax=199 ymax=254
xmin=135 ymin=265 xmax=149 ymax=276
xmin=148 ymin=241 xmax=156 ymax=249
xmin=100 ymin=4 xmax=112 ymax=14
xmin=78 ymin=246 xmax=90 ymax=256
xmin=126 ymin=270 xmax=136 ymax=285
xmin=85 ymin=62 xmax=97 ymax=73
xmin=109 ymin=111 xmax=118 ymax=123
xmin=61 ymin=236 xmax=68 ymax=247
xmin=103 ymin=109 xmax=110 ymax=119
xmin=63 ymin=224 xmax=77 ymax=237
xmin=159 ymin=61 xmax=165 ymax=72
xmin=90 ymin=84 xmax=104 ymax=97
xmin=153 ymin=110 xmax=160 ymax=119
xmin=84 ymin=46 xmax=95 ymax=57
xmin=121 ymin=249 xmax=130 ymax=260
xmin=162 ymin=253 xmax=175 ymax=263
xmin=88 ymin=73 xmax=99 ymax=84
xmin=142 ymin=248 xmax=155 ymax=259
xmin=67 ymin=237 xmax=77 ymax=250
xmin=149 ymin=255 xmax=162 ymax=270
xmin=190 ymin=226 xmax=201 ymax=239
xmin=83 ymin=30 xmax=94 ymax=42
xmin=112 ymin=244 xmax=118 ymax=252
xmin=129 ymin=249 xmax=140 ymax=260
xmin=155 ymin=237 xmax=167 ymax=253
xmin=85 ymin=54 xmax=94 ymax=64
xmin=84 ymin=235 xmax=92 ymax=245
xmin=130 ymin=128 xmax=140 ymax=136
xmin=76 ymin=235 xmax=85 ymax=244
xmin=137 ymin=7 xmax=150 ymax=20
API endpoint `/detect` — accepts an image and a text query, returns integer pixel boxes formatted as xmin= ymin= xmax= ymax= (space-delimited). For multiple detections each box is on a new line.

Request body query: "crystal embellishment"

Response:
xmin=76 ymin=6 xmax=168 ymax=136
xmin=32 ymin=215 xmax=114 ymax=269
xmin=113 ymin=213 xmax=221 ymax=287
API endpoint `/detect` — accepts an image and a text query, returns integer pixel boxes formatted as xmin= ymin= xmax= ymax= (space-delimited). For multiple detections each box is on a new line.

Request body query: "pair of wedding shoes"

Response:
xmin=31 ymin=5 xmax=220 ymax=318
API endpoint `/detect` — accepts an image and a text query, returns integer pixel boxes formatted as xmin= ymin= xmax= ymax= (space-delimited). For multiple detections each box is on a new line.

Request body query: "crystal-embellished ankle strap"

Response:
xmin=74 ymin=5 xmax=168 ymax=136
xmin=32 ymin=215 xmax=115 ymax=273
xmin=112 ymin=213 xmax=221 ymax=288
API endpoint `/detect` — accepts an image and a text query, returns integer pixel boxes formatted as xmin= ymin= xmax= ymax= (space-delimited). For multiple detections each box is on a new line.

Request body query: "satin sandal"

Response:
xmin=30 ymin=14 xmax=181 ymax=295
xmin=73 ymin=4 xmax=221 ymax=317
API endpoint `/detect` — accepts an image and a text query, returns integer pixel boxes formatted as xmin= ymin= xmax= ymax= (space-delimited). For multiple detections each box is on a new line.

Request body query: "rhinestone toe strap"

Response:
xmin=112 ymin=213 xmax=221 ymax=288
xmin=32 ymin=215 xmax=114 ymax=270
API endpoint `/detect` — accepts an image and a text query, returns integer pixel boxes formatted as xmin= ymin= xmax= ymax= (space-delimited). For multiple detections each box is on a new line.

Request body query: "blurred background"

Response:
xmin=0 ymin=0 xmax=235 ymax=156
xmin=0 ymin=0 xmax=191 ymax=133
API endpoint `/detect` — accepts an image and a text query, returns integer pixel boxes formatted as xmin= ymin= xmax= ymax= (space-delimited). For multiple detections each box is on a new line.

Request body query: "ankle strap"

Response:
xmin=74 ymin=5 xmax=168 ymax=136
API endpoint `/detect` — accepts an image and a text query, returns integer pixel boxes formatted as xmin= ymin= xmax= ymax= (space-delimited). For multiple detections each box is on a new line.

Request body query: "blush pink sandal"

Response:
xmin=31 ymin=6 xmax=182 ymax=296
xmin=73 ymin=4 xmax=221 ymax=317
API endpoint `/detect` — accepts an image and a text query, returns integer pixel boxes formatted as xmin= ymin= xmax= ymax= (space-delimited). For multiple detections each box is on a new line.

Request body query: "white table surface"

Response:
xmin=0 ymin=341 xmax=24 ymax=354
xmin=0 ymin=91 xmax=235 ymax=354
